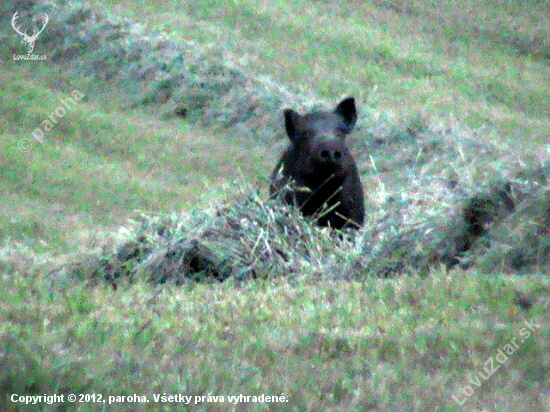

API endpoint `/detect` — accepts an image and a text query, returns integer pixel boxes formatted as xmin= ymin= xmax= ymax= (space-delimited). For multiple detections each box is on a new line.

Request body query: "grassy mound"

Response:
xmin=58 ymin=184 xmax=359 ymax=287
xmin=353 ymin=114 xmax=550 ymax=276
xmin=468 ymin=166 xmax=550 ymax=272
xmin=363 ymin=176 xmax=549 ymax=276
xmin=58 ymin=163 xmax=549 ymax=287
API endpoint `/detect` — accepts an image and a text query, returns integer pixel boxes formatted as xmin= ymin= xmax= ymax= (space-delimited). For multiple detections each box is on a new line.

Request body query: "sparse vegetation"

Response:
xmin=1 ymin=0 xmax=549 ymax=410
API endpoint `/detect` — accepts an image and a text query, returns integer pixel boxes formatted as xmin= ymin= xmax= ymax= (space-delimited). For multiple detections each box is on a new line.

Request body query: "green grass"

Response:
xmin=92 ymin=0 xmax=549 ymax=145
xmin=1 ymin=266 xmax=549 ymax=411
xmin=1 ymin=0 xmax=549 ymax=410
xmin=0 ymin=63 xmax=268 ymax=252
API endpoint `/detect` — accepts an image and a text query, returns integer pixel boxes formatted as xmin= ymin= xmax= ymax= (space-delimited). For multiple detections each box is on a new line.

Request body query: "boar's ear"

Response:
xmin=334 ymin=97 xmax=357 ymax=134
xmin=284 ymin=109 xmax=306 ymax=143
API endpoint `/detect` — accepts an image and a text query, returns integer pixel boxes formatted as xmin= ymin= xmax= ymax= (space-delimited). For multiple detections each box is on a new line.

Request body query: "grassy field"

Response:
xmin=1 ymin=0 xmax=549 ymax=410
xmin=95 ymin=0 xmax=549 ymax=143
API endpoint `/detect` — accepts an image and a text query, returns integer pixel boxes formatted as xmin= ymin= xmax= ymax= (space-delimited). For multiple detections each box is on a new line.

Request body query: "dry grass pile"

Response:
xmin=354 ymin=116 xmax=550 ymax=275
xmin=58 ymin=185 xmax=360 ymax=287
xmin=58 ymin=161 xmax=549 ymax=286
xmin=467 ymin=166 xmax=550 ymax=272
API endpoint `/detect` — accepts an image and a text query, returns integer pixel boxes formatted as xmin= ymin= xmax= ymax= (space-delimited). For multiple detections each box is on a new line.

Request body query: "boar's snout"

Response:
xmin=320 ymin=148 xmax=342 ymax=163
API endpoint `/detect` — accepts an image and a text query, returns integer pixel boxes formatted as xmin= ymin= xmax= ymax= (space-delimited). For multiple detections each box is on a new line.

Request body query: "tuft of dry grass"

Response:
xmin=56 ymin=182 xmax=360 ymax=287
xmin=57 ymin=159 xmax=549 ymax=290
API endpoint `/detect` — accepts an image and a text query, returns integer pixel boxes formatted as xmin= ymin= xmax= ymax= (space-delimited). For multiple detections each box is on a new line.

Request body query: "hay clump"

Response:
xmin=59 ymin=185 xmax=359 ymax=287
xmin=466 ymin=166 xmax=550 ymax=273
xmin=354 ymin=165 xmax=550 ymax=276
xmin=349 ymin=114 xmax=550 ymax=276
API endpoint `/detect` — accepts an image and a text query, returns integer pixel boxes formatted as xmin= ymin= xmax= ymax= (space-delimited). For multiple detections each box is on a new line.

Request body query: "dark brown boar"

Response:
xmin=270 ymin=97 xmax=365 ymax=229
